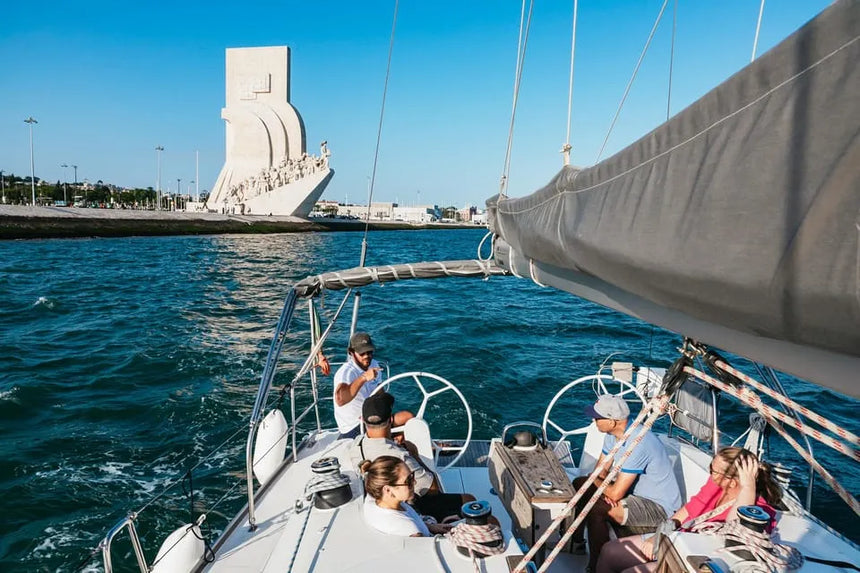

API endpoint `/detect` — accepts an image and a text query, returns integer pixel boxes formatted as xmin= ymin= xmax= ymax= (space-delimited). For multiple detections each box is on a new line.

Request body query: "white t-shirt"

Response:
xmin=333 ymin=357 xmax=382 ymax=433
xmin=363 ymin=495 xmax=430 ymax=537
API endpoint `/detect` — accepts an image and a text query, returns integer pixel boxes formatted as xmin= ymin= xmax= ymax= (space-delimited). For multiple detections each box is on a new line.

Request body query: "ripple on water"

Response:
xmin=0 ymin=230 xmax=857 ymax=572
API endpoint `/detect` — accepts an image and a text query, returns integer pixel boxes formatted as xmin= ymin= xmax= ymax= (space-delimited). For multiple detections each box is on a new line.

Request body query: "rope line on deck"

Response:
xmin=685 ymin=366 xmax=860 ymax=516
xmin=512 ymin=394 xmax=670 ymax=572
xmin=714 ymin=360 xmax=860 ymax=447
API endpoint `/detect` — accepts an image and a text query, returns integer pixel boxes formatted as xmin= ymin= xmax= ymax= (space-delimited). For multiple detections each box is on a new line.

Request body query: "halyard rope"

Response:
xmin=684 ymin=366 xmax=860 ymax=516
xmin=714 ymin=360 xmax=860 ymax=447
xmin=513 ymin=394 xmax=669 ymax=572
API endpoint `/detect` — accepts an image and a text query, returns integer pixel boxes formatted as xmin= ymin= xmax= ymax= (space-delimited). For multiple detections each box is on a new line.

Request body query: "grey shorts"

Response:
xmin=620 ymin=495 xmax=667 ymax=534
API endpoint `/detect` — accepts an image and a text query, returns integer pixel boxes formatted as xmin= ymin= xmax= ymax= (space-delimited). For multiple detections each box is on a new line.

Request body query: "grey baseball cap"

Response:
xmin=585 ymin=395 xmax=630 ymax=420
xmin=349 ymin=332 xmax=375 ymax=354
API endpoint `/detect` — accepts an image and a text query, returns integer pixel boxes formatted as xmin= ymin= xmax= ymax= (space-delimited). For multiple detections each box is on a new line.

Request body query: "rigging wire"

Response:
xmin=751 ymin=0 xmax=766 ymax=62
xmin=595 ymin=0 xmax=671 ymax=163
xmin=500 ymin=0 xmax=535 ymax=197
xmin=666 ymin=0 xmax=678 ymax=121
xmin=360 ymin=0 xmax=400 ymax=267
xmin=561 ymin=0 xmax=579 ymax=166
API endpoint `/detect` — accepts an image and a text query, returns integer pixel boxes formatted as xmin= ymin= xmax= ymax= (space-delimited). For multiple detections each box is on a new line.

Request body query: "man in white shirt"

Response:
xmin=333 ymin=332 xmax=410 ymax=438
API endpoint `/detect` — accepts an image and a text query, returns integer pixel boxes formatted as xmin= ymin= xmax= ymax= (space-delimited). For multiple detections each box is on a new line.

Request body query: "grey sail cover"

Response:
xmin=488 ymin=0 xmax=860 ymax=397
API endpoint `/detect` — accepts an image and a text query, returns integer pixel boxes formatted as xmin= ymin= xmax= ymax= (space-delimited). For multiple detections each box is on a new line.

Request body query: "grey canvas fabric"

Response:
xmin=489 ymin=1 xmax=859 ymax=394
xmin=294 ymin=259 xmax=507 ymax=298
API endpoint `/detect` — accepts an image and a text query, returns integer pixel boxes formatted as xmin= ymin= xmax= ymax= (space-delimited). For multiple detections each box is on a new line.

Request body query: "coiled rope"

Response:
xmin=304 ymin=472 xmax=350 ymax=498
xmin=692 ymin=520 xmax=803 ymax=572
xmin=448 ymin=522 xmax=506 ymax=572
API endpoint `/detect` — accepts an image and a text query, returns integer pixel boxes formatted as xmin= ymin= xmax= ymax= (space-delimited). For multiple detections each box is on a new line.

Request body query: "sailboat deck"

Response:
xmin=203 ymin=433 xmax=554 ymax=573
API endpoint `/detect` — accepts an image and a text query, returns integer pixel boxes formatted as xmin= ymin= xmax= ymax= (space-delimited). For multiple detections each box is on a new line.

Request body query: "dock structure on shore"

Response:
xmin=0 ymin=206 xmax=476 ymax=240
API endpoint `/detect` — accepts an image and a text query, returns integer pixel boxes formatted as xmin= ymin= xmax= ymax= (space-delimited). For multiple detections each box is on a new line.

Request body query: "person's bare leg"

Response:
xmin=596 ymin=536 xmax=653 ymax=573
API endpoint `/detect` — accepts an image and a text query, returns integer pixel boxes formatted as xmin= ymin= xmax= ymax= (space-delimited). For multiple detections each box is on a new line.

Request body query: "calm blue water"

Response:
xmin=1 ymin=229 xmax=857 ymax=571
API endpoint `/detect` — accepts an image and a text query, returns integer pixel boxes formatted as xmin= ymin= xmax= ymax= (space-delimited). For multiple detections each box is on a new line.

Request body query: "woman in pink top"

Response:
xmin=596 ymin=447 xmax=782 ymax=573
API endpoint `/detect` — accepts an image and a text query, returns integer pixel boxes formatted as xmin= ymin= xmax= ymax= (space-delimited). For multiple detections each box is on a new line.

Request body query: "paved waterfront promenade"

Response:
xmin=0 ymin=205 xmax=472 ymax=239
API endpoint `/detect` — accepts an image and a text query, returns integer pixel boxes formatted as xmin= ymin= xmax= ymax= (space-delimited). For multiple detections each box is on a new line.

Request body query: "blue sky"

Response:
xmin=0 ymin=1 xmax=831 ymax=207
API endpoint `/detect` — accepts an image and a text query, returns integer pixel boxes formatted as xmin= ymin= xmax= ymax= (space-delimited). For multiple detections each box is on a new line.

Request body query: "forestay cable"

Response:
xmin=561 ymin=0 xmax=579 ymax=166
xmin=360 ymin=0 xmax=400 ymax=266
xmin=666 ymin=0 xmax=678 ymax=121
xmin=500 ymin=0 xmax=535 ymax=197
xmin=596 ymin=0 xmax=670 ymax=163
xmin=751 ymin=0 xmax=766 ymax=62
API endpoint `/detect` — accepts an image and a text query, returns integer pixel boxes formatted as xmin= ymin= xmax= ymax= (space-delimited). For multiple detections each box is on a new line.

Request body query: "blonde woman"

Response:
xmin=361 ymin=456 xmax=452 ymax=537
xmin=596 ymin=447 xmax=782 ymax=573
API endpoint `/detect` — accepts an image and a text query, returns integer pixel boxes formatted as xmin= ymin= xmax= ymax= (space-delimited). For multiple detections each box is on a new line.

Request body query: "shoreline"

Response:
xmin=0 ymin=206 xmax=479 ymax=240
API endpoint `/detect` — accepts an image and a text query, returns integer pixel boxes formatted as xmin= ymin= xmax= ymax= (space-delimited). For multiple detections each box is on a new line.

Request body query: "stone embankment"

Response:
xmin=0 ymin=206 xmax=475 ymax=240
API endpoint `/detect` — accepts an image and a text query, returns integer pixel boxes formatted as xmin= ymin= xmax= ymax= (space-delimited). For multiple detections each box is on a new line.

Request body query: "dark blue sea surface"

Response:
xmin=0 ymin=229 xmax=857 ymax=571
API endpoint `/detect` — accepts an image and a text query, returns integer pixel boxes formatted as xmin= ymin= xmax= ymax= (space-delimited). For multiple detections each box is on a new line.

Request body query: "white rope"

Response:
xmin=477 ymin=230 xmax=494 ymax=261
xmin=562 ymin=0 xmax=579 ymax=166
xmin=693 ymin=520 xmax=804 ymax=571
xmin=751 ymin=0 xmax=766 ymax=62
xmin=685 ymin=366 xmax=860 ymax=516
xmin=500 ymin=0 xmax=535 ymax=197
xmin=512 ymin=394 xmax=669 ymax=572
xmin=596 ymin=0 xmax=671 ymax=163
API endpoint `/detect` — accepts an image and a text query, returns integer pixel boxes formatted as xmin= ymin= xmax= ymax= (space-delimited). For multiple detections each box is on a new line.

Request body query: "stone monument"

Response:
xmin=207 ymin=46 xmax=333 ymax=217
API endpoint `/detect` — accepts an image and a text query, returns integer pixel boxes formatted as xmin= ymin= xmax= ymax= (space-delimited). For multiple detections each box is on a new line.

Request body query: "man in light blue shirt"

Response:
xmin=571 ymin=395 xmax=681 ymax=572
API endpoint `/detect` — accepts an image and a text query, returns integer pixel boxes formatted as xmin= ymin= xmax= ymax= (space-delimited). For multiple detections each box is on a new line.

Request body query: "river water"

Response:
xmin=0 ymin=229 xmax=856 ymax=571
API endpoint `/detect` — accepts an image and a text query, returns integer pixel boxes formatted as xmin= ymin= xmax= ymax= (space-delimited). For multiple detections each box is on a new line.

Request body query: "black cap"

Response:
xmin=363 ymin=391 xmax=394 ymax=426
xmin=349 ymin=332 xmax=376 ymax=354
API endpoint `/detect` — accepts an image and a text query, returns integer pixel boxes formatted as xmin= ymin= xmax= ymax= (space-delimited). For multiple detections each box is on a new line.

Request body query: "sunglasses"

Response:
xmin=709 ymin=462 xmax=733 ymax=478
xmin=391 ymin=471 xmax=415 ymax=488
xmin=356 ymin=350 xmax=374 ymax=357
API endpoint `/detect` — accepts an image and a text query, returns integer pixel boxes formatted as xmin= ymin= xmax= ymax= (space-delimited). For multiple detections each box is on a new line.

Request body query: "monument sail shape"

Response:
xmin=207 ymin=46 xmax=333 ymax=217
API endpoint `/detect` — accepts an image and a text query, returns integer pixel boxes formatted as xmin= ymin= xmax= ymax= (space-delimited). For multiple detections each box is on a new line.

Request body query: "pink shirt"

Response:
xmin=683 ymin=477 xmax=776 ymax=532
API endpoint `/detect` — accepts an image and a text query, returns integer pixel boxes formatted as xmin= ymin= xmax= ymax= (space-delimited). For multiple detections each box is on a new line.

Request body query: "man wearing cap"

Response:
xmin=571 ymin=395 xmax=681 ymax=572
xmin=333 ymin=332 xmax=411 ymax=439
xmin=351 ymin=391 xmax=476 ymax=523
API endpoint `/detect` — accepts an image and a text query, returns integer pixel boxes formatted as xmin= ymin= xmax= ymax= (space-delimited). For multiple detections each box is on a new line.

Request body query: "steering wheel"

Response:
xmin=542 ymin=374 xmax=646 ymax=442
xmin=371 ymin=372 xmax=473 ymax=471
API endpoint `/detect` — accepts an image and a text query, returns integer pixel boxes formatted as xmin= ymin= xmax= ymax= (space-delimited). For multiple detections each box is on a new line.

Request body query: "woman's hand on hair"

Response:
xmin=735 ymin=455 xmax=759 ymax=490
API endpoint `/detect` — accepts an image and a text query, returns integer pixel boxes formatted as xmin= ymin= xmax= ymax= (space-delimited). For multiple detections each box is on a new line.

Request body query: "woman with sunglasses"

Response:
xmin=361 ymin=456 xmax=453 ymax=537
xmin=596 ymin=447 xmax=782 ymax=573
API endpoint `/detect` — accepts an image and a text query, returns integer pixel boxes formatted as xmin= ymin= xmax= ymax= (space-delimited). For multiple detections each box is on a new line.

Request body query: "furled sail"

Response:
xmin=488 ymin=0 xmax=860 ymax=398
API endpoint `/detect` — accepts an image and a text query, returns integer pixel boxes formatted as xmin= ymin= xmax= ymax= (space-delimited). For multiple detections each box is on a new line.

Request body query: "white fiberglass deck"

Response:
xmin=203 ymin=430 xmax=858 ymax=573
xmin=205 ymin=432 xmax=535 ymax=573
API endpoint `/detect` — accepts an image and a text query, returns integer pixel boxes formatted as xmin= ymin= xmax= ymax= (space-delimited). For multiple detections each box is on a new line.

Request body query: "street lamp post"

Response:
xmin=155 ymin=146 xmax=164 ymax=210
xmin=24 ymin=117 xmax=38 ymax=206
xmin=1 ymin=170 xmax=5 ymax=204
xmin=72 ymin=165 xmax=78 ymax=205
xmin=176 ymin=178 xmax=181 ymax=211
xmin=195 ymin=150 xmax=200 ymax=203
xmin=61 ymin=164 xmax=69 ymax=204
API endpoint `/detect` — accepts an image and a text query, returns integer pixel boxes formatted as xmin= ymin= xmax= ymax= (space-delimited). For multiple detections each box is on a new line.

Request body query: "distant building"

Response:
xmin=311 ymin=200 xmax=439 ymax=222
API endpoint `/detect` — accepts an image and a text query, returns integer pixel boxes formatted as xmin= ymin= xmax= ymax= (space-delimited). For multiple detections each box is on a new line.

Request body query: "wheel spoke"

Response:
xmin=412 ymin=374 xmax=429 ymax=397
xmin=425 ymin=387 xmax=450 ymax=399
xmin=547 ymin=419 xmax=565 ymax=435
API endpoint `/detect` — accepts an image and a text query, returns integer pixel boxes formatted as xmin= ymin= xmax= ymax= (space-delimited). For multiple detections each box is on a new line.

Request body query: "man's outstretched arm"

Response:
xmin=334 ymin=367 xmax=381 ymax=406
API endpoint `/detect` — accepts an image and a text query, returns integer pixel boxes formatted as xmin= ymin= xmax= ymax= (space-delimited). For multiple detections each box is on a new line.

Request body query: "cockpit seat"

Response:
xmin=403 ymin=417 xmax=436 ymax=474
